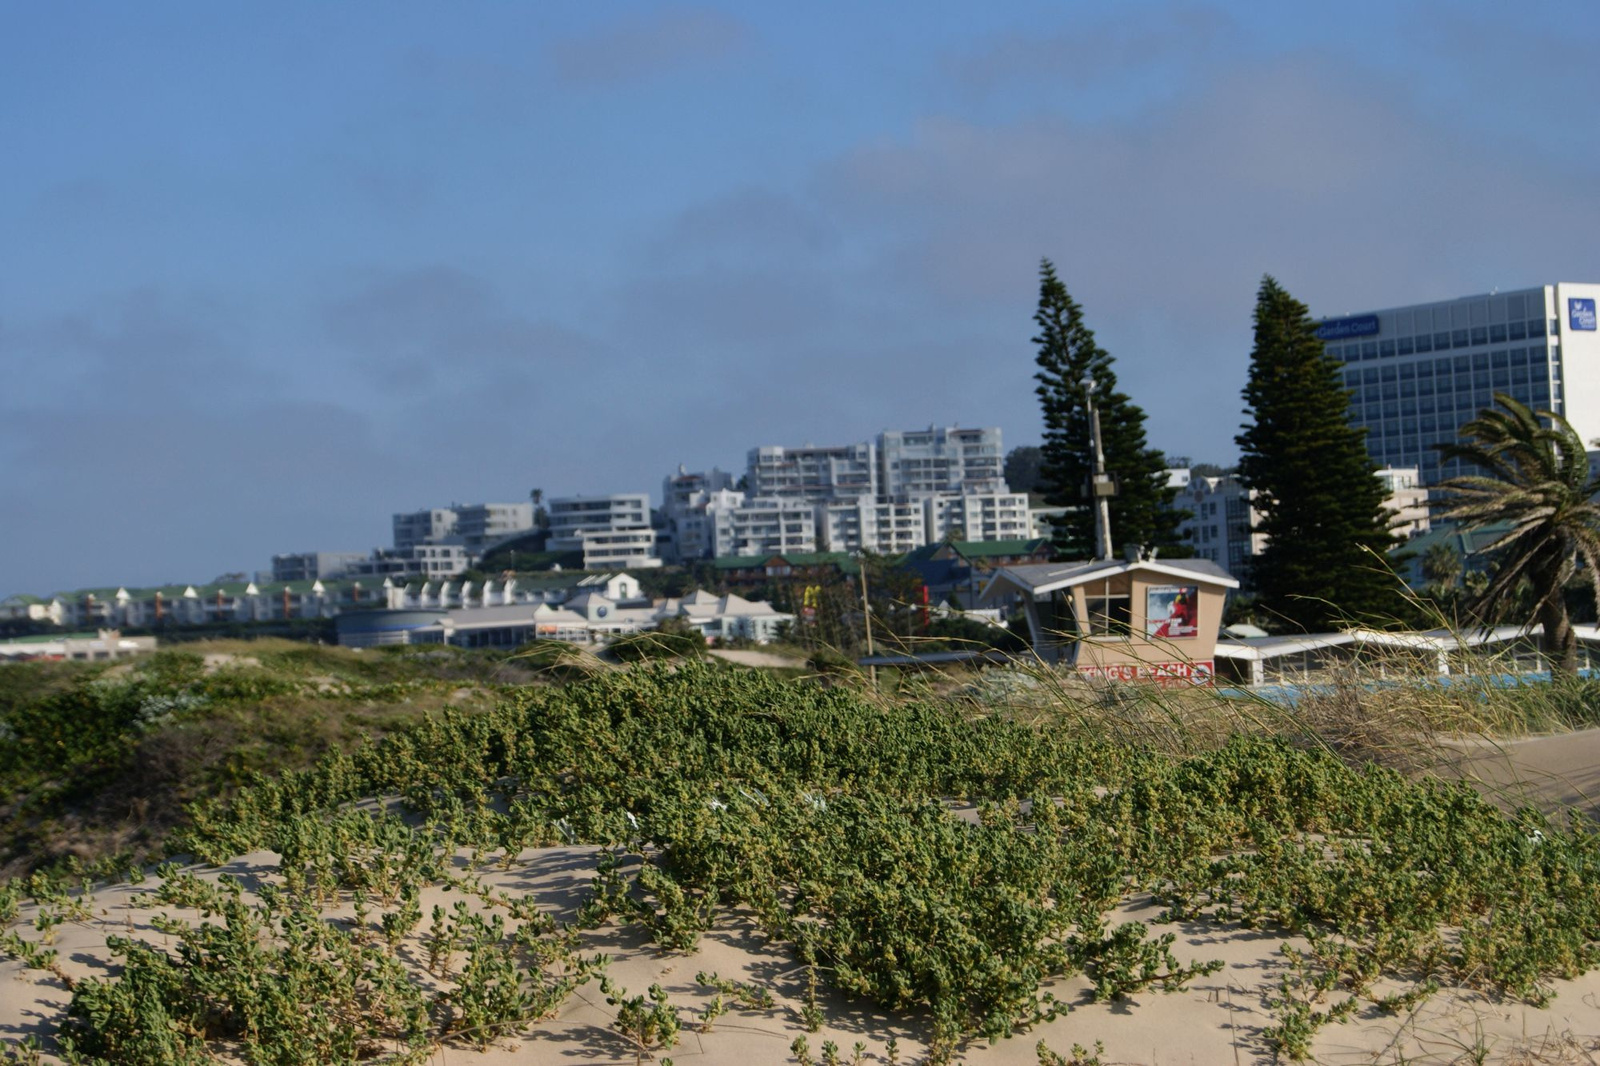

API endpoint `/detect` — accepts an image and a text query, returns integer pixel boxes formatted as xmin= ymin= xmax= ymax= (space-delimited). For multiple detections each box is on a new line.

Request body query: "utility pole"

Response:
xmin=1084 ymin=374 xmax=1116 ymax=561
xmin=858 ymin=554 xmax=876 ymax=686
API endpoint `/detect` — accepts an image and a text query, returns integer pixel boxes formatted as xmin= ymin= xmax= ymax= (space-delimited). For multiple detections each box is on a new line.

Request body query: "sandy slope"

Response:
xmin=7 ymin=727 xmax=1600 ymax=1063
xmin=4 ymin=837 xmax=1600 ymax=1065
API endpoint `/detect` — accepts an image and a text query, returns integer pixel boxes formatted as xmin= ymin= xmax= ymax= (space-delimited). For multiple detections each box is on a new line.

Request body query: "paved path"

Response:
xmin=708 ymin=648 xmax=805 ymax=670
xmin=1442 ymin=726 xmax=1600 ymax=819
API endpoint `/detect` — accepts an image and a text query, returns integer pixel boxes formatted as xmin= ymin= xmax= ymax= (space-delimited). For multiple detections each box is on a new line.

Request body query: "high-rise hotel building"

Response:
xmin=1318 ymin=283 xmax=1600 ymax=484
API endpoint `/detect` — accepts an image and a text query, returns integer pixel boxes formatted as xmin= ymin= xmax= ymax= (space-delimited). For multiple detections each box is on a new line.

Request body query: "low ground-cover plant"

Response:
xmin=6 ymin=663 xmax=1600 ymax=1061
xmin=0 ymin=643 xmax=533 ymax=879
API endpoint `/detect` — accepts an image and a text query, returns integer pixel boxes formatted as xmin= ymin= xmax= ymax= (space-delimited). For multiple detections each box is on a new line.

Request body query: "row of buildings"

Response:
xmin=0 ymin=569 xmax=794 ymax=649
xmin=268 ymin=424 xmax=1062 ymax=581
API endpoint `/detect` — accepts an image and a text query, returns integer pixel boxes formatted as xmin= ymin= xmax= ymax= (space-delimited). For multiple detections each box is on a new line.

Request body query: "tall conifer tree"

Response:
xmin=1236 ymin=276 xmax=1403 ymax=629
xmin=1032 ymin=259 xmax=1182 ymax=558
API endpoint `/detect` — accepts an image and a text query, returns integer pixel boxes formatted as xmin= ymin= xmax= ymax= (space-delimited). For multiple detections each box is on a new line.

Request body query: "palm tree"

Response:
xmin=1434 ymin=394 xmax=1600 ymax=675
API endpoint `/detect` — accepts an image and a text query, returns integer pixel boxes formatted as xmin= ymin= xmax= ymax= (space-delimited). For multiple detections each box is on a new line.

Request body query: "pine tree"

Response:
xmin=1032 ymin=259 xmax=1183 ymax=559
xmin=1235 ymin=276 xmax=1404 ymax=630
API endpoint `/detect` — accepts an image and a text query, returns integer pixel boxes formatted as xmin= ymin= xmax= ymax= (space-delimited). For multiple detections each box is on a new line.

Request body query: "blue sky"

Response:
xmin=4 ymin=1 xmax=1598 ymax=593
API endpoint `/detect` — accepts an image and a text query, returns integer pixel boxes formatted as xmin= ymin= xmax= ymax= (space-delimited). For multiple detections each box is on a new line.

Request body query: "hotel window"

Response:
xmin=1416 ymin=334 xmax=1432 ymax=353
xmin=1435 ymin=332 xmax=1451 ymax=350
xmin=1490 ymin=324 xmax=1507 ymax=344
xmin=1452 ymin=330 xmax=1470 ymax=349
xmin=1398 ymin=336 xmax=1415 ymax=355
xmin=1362 ymin=342 xmax=1378 ymax=359
xmin=1380 ymin=340 xmax=1396 ymax=357
xmin=1529 ymin=319 xmax=1546 ymax=336
xmin=1471 ymin=327 xmax=1488 ymax=346
xmin=1509 ymin=320 xmax=1527 ymax=340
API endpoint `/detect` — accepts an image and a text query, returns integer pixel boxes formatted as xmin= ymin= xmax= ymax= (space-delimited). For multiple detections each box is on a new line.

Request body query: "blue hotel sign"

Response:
xmin=1571 ymin=298 xmax=1597 ymax=332
xmin=1315 ymin=314 xmax=1380 ymax=341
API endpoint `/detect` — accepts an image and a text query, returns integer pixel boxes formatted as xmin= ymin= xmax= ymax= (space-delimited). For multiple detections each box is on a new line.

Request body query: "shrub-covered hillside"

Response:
xmin=0 ymin=641 xmax=576 ymax=878
xmin=4 ymin=664 xmax=1598 ymax=1063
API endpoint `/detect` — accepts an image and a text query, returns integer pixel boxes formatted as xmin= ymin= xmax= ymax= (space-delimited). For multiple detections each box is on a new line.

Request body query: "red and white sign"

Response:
xmin=1079 ymin=660 xmax=1214 ymax=686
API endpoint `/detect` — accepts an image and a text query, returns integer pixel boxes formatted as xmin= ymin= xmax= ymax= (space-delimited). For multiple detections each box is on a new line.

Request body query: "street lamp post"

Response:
xmin=1083 ymin=375 xmax=1116 ymax=561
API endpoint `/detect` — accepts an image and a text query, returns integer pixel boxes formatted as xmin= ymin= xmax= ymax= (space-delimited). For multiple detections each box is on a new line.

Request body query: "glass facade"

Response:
xmin=1321 ymin=288 xmax=1559 ymax=484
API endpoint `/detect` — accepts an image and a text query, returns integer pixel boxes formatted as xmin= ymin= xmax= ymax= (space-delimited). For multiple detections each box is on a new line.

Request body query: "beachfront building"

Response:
xmin=36 ymin=579 xmax=389 ymax=630
xmin=980 ymin=556 xmax=1240 ymax=683
xmin=1316 ymin=282 xmax=1600 ymax=483
xmin=383 ymin=571 xmax=643 ymax=611
xmin=336 ymin=589 xmax=793 ymax=648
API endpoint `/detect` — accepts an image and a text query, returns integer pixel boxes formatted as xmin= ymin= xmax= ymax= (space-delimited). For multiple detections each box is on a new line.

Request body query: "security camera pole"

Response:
xmin=1084 ymin=374 xmax=1116 ymax=561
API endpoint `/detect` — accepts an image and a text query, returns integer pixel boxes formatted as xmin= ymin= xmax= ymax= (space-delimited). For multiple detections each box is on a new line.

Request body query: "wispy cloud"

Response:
xmin=549 ymin=8 xmax=751 ymax=86
xmin=948 ymin=4 xmax=1235 ymax=93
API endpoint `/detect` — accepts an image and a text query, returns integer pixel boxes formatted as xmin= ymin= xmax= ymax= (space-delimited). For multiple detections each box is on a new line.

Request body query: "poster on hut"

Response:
xmin=1146 ymin=585 xmax=1198 ymax=639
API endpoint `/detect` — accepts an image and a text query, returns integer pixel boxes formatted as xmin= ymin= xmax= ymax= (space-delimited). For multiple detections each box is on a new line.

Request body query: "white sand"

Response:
xmin=5 ymin=841 xmax=1600 ymax=1065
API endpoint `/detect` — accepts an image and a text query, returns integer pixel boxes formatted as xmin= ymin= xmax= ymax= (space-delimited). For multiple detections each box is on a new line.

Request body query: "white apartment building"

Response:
xmin=923 ymin=492 xmax=1032 ymax=544
xmin=351 ymin=543 xmax=472 ymax=579
xmin=392 ymin=503 xmax=533 ymax=555
xmin=1317 ymin=283 xmax=1600 ymax=483
xmin=547 ymin=494 xmax=662 ymax=569
xmin=1375 ymin=467 xmax=1431 ymax=540
xmin=452 ymin=503 xmax=535 ymax=554
xmin=660 ymin=467 xmax=739 ymax=564
xmin=271 ymin=551 xmax=367 ymax=583
xmin=547 ymin=494 xmax=651 ymax=539
xmin=746 ymin=442 xmax=878 ymax=501
xmin=393 ymin=508 xmax=459 ymax=551
xmin=712 ymin=497 xmax=818 ymax=557
xmin=662 ymin=466 xmax=737 ymax=514
xmin=1172 ymin=474 xmax=1268 ymax=576
xmin=1171 ymin=466 xmax=1428 ymax=576
xmin=879 ymin=426 xmax=1007 ymax=497
xmin=666 ymin=488 xmax=742 ymax=563
xmin=1028 ymin=505 xmax=1069 ymax=541
xmin=817 ymin=499 xmax=926 ymax=554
